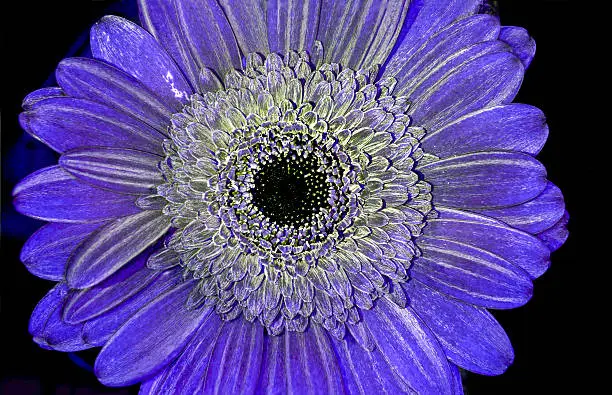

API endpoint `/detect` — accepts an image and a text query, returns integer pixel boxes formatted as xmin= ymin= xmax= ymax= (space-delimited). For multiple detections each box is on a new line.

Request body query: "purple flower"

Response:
xmin=14 ymin=0 xmax=568 ymax=393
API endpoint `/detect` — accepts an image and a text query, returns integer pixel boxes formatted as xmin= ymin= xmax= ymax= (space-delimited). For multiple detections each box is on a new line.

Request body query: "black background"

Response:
xmin=1 ymin=1 xmax=587 ymax=394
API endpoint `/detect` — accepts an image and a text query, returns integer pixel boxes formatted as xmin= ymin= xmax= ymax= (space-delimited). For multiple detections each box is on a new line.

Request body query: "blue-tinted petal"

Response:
xmin=422 ymin=104 xmax=549 ymax=158
xmin=537 ymin=210 xmax=569 ymax=252
xmin=220 ymin=0 xmax=269 ymax=55
xmin=412 ymin=236 xmax=533 ymax=309
xmin=90 ymin=16 xmax=192 ymax=105
xmin=499 ymin=26 xmax=536 ymax=68
xmin=19 ymin=97 xmax=164 ymax=155
xmin=21 ymin=222 xmax=103 ymax=281
xmin=22 ymin=87 xmax=65 ymax=110
xmin=95 ymin=280 xmax=211 ymax=386
xmin=317 ymin=0 xmax=410 ymax=69
xmin=267 ymin=0 xmax=320 ymax=54
xmin=67 ymin=210 xmax=170 ymax=289
xmin=405 ymin=280 xmax=514 ymax=375
xmin=425 ymin=207 xmax=551 ymax=278
xmin=59 ymin=147 xmax=162 ymax=195
xmin=13 ymin=166 xmax=140 ymax=223
xmin=30 ymin=283 xmax=69 ymax=340
xmin=419 ymin=152 xmax=547 ymax=210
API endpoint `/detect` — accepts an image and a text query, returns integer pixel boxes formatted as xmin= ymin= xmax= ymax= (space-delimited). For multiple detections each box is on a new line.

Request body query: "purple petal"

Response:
xmin=59 ymin=147 xmax=162 ymax=195
xmin=204 ymin=318 xmax=264 ymax=394
xmin=21 ymin=222 xmax=103 ymax=281
xmin=13 ymin=166 xmax=140 ymax=223
xmin=22 ymin=87 xmax=65 ymax=110
xmin=67 ymin=210 xmax=170 ymax=289
xmin=385 ymin=14 xmax=500 ymax=95
xmin=175 ymin=0 xmax=241 ymax=77
xmin=383 ymin=0 xmax=484 ymax=74
xmin=141 ymin=314 xmax=225 ymax=394
xmin=412 ymin=236 xmax=533 ymax=309
xmin=90 ymin=16 xmax=192 ymax=105
xmin=405 ymin=280 xmax=514 ymax=375
xmin=449 ymin=363 xmax=464 ymax=395
xmin=419 ymin=152 xmax=547 ymax=209
xmin=409 ymin=51 xmax=524 ymax=131
xmin=422 ymin=104 xmax=549 ymax=158
xmin=258 ymin=325 xmax=344 ymax=394
xmin=317 ymin=0 xmax=410 ymax=69
xmin=94 ymin=280 xmax=211 ymax=387
xmin=499 ymin=26 xmax=536 ymax=68
xmin=219 ymin=0 xmax=269 ymax=55
xmin=56 ymin=58 xmax=177 ymax=133
xmin=82 ymin=268 xmax=183 ymax=346
xmin=537 ymin=210 xmax=569 ymax=252
xmin=64 ymin=252 xmax=160 ymax=323
xmin=425 ymin=207 xmax=551 ymax=278
xmin=137 ymin=0 xmax=200 ymax=90
xmin=19 ymin=97 xmax=164 ymax=155
xmin=362 ymin=297 xmax=455 ymax=394
xmin=30 ymin=283 xmax=69 ymax=340
xmin=475 ymin=182 xmax=565 ymax=235
xmin=267 ymin=0 xmax=320 ymax=54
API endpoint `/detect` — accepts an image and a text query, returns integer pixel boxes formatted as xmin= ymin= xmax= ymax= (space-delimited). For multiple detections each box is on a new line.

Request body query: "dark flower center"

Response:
xmin=251 ymin=151 xmax=330 ymax=227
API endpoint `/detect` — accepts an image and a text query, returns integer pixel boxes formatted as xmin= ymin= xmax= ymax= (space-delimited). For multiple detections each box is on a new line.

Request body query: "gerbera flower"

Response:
xmin=14 ymin=0 xmax=568 ymax=393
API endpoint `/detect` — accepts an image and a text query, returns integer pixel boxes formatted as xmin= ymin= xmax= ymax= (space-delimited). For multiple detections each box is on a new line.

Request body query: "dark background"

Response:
xmin=1 ymin=0 xmax=587 ymax=394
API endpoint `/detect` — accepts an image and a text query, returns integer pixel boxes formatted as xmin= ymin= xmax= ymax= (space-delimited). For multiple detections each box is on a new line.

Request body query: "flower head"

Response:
xmin=15 ymin=0 xmax=568 ymax=393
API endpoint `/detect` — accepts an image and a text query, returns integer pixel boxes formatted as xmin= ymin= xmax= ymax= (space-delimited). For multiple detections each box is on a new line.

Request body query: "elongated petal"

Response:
xmin=137 ymin=0 xmax=200 ymax=90
xmin=83 ymin=268 xmax=183 ymax=346
xmin=140 ymin=314 xmax=224 ymax=394
xmin=29 ymin=283 xmax=69 ymax=342
xmin=419 ymin=152 xmax=547 ymax=209
xmin=537 ymin=210 xmax=569 ymax=252
xmin=385 ymin=14 xmax=500 ymax=95
xmin=95 ymin=280 xmax=211 ymax=386
xmin=64 ymin=252 xmax=160 ymax=323
xmin=22 ymin=87 xmax=64 ymax=110
xmin=317 ymin=0 xmax=410 ymax=69
xmin=60 ymin=147 xmax=162 ymax=195
xmin=13 ymin=166 xmax=139 ymax=223
xmin=19 ymin=97 xmax=164 ymax=154
xmin=67 ymin=210 xmax=170 ymax=289
xmin=425 ymin=207 xmax=551 ymax=278
xmin=204 ymin=318 xmax=264 ymax=394
xmin=362 ymin=297 xmax=455 ymax=394
xmin=409 ymin=52 xmax=524 ymax=131
xmin=21 ymin=222 xmax=103 ymax=281
xmin=499 ymin=26 xmax=536 ymax=68
xmin=475 ymin=182 xmax=565 ymax=235
xmin=422 ymin=104 xmax=549 ymax=157
xmin=267 ymin=0 xmax=320 ymax=54
xmin=412 ymin=236 xmax=533 ymax=309
xmin=219 ymin=0 xmax=269 ymax=55
xmin=383 ymin=0 xmax=484 ymax=75
xmin=90 ymin=16 xmax=192 ymax=105
xmin=56 ymin=58 xmax=177 ymax=133
xmin=175 ymin=0 xmax=241 ymax=77
xmin=405 ymin=280 xmax=514 ymax=375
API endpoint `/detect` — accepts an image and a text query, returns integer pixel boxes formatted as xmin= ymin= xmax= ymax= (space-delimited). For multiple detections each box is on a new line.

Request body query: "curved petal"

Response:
xmin=90 ymin=16 xmax=192 ymax=105
xmin=317 ymin=0 xmax=410 ymax=69
xmin=59 ymin=147 xmax=163 ymax=195
xmin=203 ymin=318 xmax=264 ymax=394
xmin=421 ymin=104 xmax=549 ymax=158
xmin=220 ymin=0 xmax=269 ymax=55
xmin=425 ymin=207 xmax=551 ymax=278
xmin=419 ymin=152 xmax=548 ymax=210
xmin=13 ymin=166 xmax=139 ymax=223
xmin=22 ymin=87 xmax=65 ymax=110
xmin=405 ymin=280 xmax=514 ymax=375
xmin=21 ymin=222 xmax=103 ymax=281
xmin=475 ymin=182 xmax=565 ymax=235
xmin=537 ymin=210 xmax=569 ymax=252
xmin=362 ymin=297 xmax=456 ymax=394
xmin=411 ymin=236 xmax=533 ymax=309
xmin=499 ymin=26 xmax=536 ymax=68
xmin=19 ymin=97 xmax=164 ymax=155
xmin=64 ymin=252 xmax=160 ymax=324
xmin=175 ymin=0 xmax=242 ymax=78
xmin=267 ymin=0 xmax=321 ymax=55
xmin=409 ymin=51 xmax=524 ymax=131
xmin=67 ymin=210 xmax=170 ymax=289
xmin=56 ymin=58 xmax=177 ymax=133
xmin=94 ymin=280 xmax=211 ymax=387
